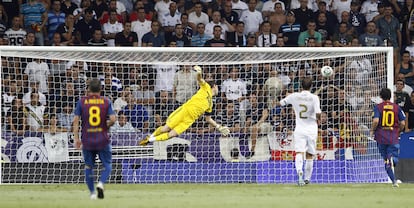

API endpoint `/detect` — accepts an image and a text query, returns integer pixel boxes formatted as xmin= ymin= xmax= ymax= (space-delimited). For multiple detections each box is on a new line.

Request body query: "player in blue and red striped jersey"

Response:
xmin=73 ymin=78 xmax=117 ymax=199
xmin=370 ymin=88 xmax=406 ymax=187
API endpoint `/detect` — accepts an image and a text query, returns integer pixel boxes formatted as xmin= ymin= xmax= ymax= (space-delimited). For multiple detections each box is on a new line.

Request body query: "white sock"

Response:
xmin=148 ymin=135 xmax=156 ymax=142
xmin=295 ymin=153 xmax=304 ymax=176
xmin=305 ymin=159 xmax=314 ymax=181
xmin=97 ymin=181 xmax=104 ymax=189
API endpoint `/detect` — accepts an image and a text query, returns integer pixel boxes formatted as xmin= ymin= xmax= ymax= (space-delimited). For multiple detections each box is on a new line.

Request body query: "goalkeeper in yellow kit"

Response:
xmin=139 ymin=65 xmax=230 ymax=146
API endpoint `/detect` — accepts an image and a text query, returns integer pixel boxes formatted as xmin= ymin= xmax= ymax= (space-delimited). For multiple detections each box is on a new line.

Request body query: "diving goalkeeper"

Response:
xmin=139 ymin=65 xmax=230 ymax=145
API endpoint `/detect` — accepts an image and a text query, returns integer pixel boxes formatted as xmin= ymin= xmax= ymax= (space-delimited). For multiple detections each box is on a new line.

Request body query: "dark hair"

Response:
xmin=89 ymin=78 xmax=101 ymax=93
xmin=207 ymin=80 xmax=216 ymax=88
xmin=301 ymin=77 xmax=313 ymax=90
xmin=380 ymin=88 xmax=392 ymax=100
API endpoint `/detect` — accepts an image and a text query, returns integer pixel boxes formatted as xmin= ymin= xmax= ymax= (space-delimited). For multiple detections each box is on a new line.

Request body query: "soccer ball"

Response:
xmin=320 ymin=66 xmax=334 ymax=77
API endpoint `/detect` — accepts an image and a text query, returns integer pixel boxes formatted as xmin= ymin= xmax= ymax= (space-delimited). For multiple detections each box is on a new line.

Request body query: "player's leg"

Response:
xmin=294 ymin=133 xmax=306 ymax=186
xmin=156 ymin=115 xmax=195 ymax=141
xmin=304 ymin=134 xmax=317 ymax=184
xmin=378 ymin=143 xmax=396 ymax=185
xmin=97 ymin=144 xmax=113 ymax=199
xmin=388 ymin=144 xmax=400 ymax=187
xmin=82 ymin=149 xmax=97 ymax=199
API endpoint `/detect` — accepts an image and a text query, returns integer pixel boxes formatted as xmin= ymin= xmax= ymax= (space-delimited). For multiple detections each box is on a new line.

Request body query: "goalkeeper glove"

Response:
xmin=216 ymin=124 xmax=230 ymax=136
xmin=193 ymin=65 xmax=202 ymax=74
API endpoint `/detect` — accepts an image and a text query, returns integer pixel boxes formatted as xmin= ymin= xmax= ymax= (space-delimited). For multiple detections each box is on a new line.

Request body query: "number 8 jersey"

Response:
xmin=74 ymin=95 xmax=115 ymax=150
xmin=373 ymin=101 xmax=406 ymax=144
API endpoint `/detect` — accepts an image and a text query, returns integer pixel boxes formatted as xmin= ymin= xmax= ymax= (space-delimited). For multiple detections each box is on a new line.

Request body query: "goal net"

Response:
xmin=0 ymin=46 xmax=393 ymax=184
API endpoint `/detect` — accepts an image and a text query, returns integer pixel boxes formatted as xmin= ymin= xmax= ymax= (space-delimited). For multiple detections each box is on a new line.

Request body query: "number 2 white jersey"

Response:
xmin=280 ymin=90 xmax=321 ymax=134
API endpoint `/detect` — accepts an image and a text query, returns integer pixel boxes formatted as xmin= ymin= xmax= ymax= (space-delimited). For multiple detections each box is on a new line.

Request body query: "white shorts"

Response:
xmin=293 ymin=132 xmax=317 ymax=155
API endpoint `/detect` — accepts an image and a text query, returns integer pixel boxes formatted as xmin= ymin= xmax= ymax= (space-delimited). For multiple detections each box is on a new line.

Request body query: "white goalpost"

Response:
xmin=0 ymin=46 xmax=393 ymax=184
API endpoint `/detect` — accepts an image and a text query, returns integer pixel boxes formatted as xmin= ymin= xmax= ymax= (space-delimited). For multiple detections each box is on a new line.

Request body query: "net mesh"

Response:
xmin=1 ymin=47 xmax=392 ymax=184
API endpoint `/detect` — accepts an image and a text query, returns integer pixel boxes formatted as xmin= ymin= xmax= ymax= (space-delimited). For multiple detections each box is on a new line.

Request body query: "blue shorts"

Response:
xmin=377 ymin=143 xmax=400 ymax=160
xmin=82 ymin=144 xmax=112 ymax=168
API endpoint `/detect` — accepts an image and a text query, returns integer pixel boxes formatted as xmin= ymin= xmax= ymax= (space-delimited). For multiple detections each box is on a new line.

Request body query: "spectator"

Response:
xmin=155 ymin=0 xmax=173 ymax=21
xmin=173 ymin=65 xmax=198 ymax=105
xmin=75 ymin=8 xmax=101 ymax=45
xmin=204 ymin=25 xmax=228 ymax=47
xmin=188 ymin=2 xmax=209 ymax=30
xmin=221 ymin=1 xmax=239 ymax=27
xmin=359 ymin=21 xmax=382 ymax=46
xmin=113 ymin=87 xmax=132 ymax=112
xmin=115 ymin=21 xmax=138 ymax=46
xmin=395 ymin=79 xmax=411 ymax=108
xmin=2 ymin=80 xmax=22 ymax=116
xmin=56 ymin=14 xmax=75 ymax=46
xmin=134 ymin=73 xmax=156 ymax=126
xmin=169 ymin=23 xmax=191 ymax=46
xmin=20 ymin=0 xmax=48 ymax=46
xmin=244 ymin=92 xmax=271 ymax=158
xmin=23 ymin=81 xmax=47 ymax=106
xmin=298 ymin=19 xmax=322 ymax=46
xmin=226 ymin=21 xmax=246 ymax=47
xmin=87 ymin=29 xmax=108 ymax=46
xmin=331 ymin=0 xmax=352 ymax=23
xmin=315 ymin=12 xmax=334 ymax=41
xmin=129 ymin=0 xmax=153 ymax=22
xmin=4 ymin=16 xmax=27 ymax=46
xmin=57 ymin=102 xmax=75 ymax=131
xmin=293 ymin=0 xmax=314 ymax=30
xmin=180 ymin=13 xmax=193 ymax=40
xmin=102 ymin=9 xmax=123 ymax=46
xmin=24 ymin=59 xmax=50 ymax=94
xmin=25 ymin=92 xmax=47 ymax=131
xmin=221 ymin=67 xmax=248 ymax=105
xmin=73 ymin=0 xmax=96 ymax=22
xmin=371 ymin=3 xmax=385 ymax=22
xmin=47 ymin=0 xmax=66 ymax=42
xmin=404 ymin=91 xmax=414 ymax=132
xmin=91 ymin=0 xmax=108 ymax=21
xmin=231 ymin=0 xmax=248 ymax=17
xmin=100 ymin=65 xmax=122 ymax=100
xmin=142 ymin=20 xmax=165 ymax=47
xmin=394 ymin=73 xmax=413 ymax=94
xmin=395 ymin=51 xmax=414 ymax=88
xmin=205 ymin=10 xmax=234 ymax=39
xmin=154 ymin=90 xmax=175 ymax=127
xmin=110 ymin=111 xmax=135 ymax=133
xmin=24 ymin=31 xmax=36 ymax=46
xmin=50 ymin=32 xmax=68 ymax=46
xmin=191 ymin=23 xmax=211 ymax=47
xmin=161 ymin=2 xmax=181 ymax=44
xmin=257 ymin=21 xmax=277 ymax=47
xmin=376 ymin=4 xmax=401 ymax=50
xmin=64 ymin=64 xmax=87 ymax=97
xmin=279 ymin=10 xmax=301 ymax=46
xmin=361 ymin=0 xmax=379 ymax=22
xmin=216 ymin=100 xmax=242 ymax=161
xmin=39 ymin=114 xmax=68 ymax=133
xmin=61 ymin=0 xmax=78 ymax=17
xmin=349 ymin=0 xmax=367 ymax=36
xmin=348 ymin=56 xmax=373 ymax=85
xmin=7 ymin=97 xmax=26 ymax=136
xmin=332 ymin=22 xmax=353 ymax=47
xmin=122 ymin=92 xmax=149 ymax=132
xmin=240 ymin=0 xmax=263 ymax=34
xmin=262 ymin=1 xmax=286 ymax=20
xmin=131 ymin=7 xmax=151 ymax=47
xmin=153 ymin=62 xmax=178 ymax=94
xmin=268 ymin=2 xmax=286 ymax=35
xmin=246 ymin=32 xmax=257 ymax=46
xmin=99 ymin=0 xmax=123 ymax=25
xmin=313 ymin=1 xmax=338 ymax=30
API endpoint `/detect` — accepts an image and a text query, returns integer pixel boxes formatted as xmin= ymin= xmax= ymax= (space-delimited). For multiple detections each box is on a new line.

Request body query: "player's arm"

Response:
xmin=193 ymin=65 xmax=205 ymax=84
xmin=106 ymin=101 xmax=117 ymax=127
xmin=205 ymin=115 xmax=230 ymax=136
xmin=73 ymin=115 xmax=81 ymax=149
xmin=370 ymin=106 xmax=380 ymax=137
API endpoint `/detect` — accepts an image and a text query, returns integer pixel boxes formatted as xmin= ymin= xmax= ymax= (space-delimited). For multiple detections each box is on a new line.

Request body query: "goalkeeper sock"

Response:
xmin=295 ymin=153 xmax=304 ymax=175
xmin=304 ymin=159 xmax=314 ymax=181
xmin=155 ymin=133 xmax=170 ymax=141
xmin=85 ymin=168 xmax=95 ymax=193
xmin=152 ymin=126 xmax=163 ymax=137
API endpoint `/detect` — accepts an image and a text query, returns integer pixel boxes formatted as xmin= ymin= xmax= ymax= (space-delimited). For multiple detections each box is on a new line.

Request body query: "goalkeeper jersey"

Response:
xmin=182 ymin=81 xmax=213 ymax=119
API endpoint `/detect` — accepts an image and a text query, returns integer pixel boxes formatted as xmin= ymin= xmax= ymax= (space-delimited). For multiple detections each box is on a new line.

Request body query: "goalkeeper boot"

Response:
xmin=97 ymin=182 xmax=104 ymax=199
xmin=304 ymin=180 xmax=310 ymax=185
xmin=139 ymin=135 xmax=150 ymax=146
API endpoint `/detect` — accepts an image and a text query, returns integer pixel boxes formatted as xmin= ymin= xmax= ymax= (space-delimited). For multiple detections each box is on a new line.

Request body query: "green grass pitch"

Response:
xmin=1 ymin=183 xmax=413 ymax=208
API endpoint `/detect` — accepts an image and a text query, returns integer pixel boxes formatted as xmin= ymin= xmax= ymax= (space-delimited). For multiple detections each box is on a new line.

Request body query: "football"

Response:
xmin=320 ymin=66 xmax=334 ymax=77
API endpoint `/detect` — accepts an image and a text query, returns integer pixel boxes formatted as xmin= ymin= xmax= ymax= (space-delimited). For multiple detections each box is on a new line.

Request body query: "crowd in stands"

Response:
xmin=3 ymin=0 xmax=414 ymax=151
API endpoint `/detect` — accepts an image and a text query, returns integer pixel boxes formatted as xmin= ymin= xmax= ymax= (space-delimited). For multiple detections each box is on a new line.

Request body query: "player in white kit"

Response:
xmin=279 ymin=77 xmax=321 ymax=186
